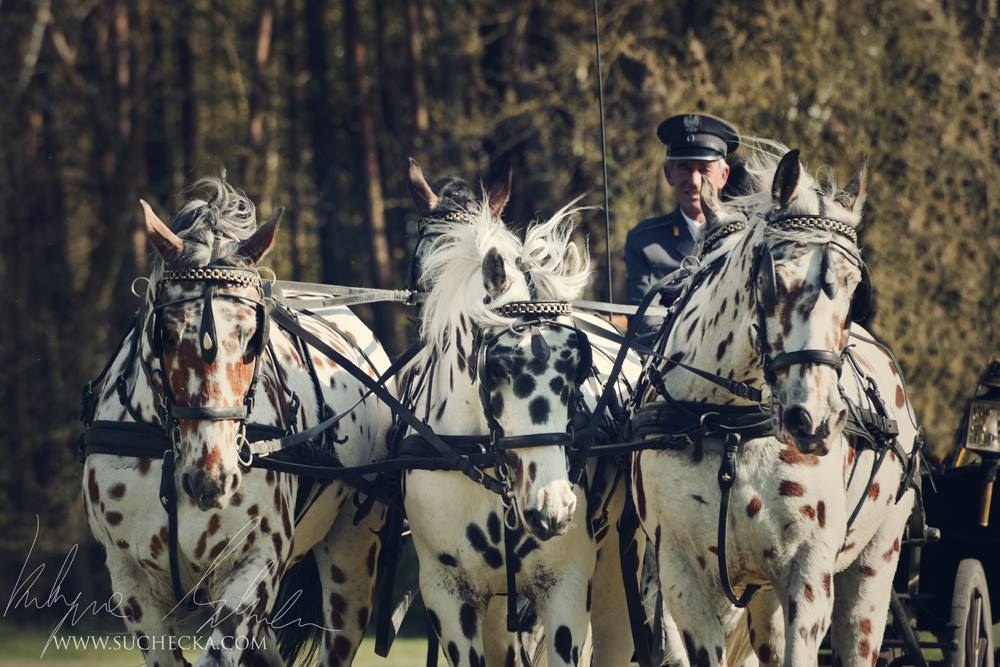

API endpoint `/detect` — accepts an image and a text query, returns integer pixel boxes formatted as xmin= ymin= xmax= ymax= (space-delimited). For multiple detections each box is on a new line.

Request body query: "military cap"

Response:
xmin=657 ymin=113 xmax=740 ymax=161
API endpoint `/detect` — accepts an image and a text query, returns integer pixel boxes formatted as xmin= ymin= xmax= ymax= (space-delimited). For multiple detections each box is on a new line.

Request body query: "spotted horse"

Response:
xmin=81 ymin=178 xmax=394 ymax=666
xmin=630 ymin=148 xmax=921 ymax=667
xmin=400 ymin=162 xmax=642 ymax=666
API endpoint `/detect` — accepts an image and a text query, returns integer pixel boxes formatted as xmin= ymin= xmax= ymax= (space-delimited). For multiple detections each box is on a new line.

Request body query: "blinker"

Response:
xmin=757 ymin=247 xmax=777 ymax=309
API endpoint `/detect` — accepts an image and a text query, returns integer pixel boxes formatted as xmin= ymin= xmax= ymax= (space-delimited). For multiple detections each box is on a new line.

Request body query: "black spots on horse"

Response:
xmin=529 ymin=396 xmax=550 ymax=424
xmin=466 ymin=523 xmax=503 ymax=569
xmin=447 ymin=641 xmax=460 ymax=666
xmin=683 ymin=631 xmax=697 ymax=663
xmin=487 ymin=512 xmax=502 ymax=544
xmin=554 ymin=625 xmax=573 ymax=663
xmin=788 ymin=599 xmax=798 ymax=624
xmin=505 ymin=646 xmax=516 ymax=667
xmin=459 ymin=602 xmax=477 ymax=639
xmin=685 ymin=317 xmax=699 ymax=339
xmin=435 ymin=398 xmax=449 ymax=421
xmin=490 ymin=393 xmax=504 ymax=418
xmin=550 ymin=376 xmax=565 ymax=395
xmin=514 ymin=537 xmax=540 ymax=562
xmin=690 ymin=494 xmax=708 ymax=505
xmin=527 ymin=356 xmax=548 ymax=375
xmin=553 ymin=356 xmax=574 ymax=379
xmin=716 ymin=331 xmax=734 ymax=360
xmin=438 ymin=553 xmax=458 ymax=567
xmin=572 ymin=646 xmax=580 ymax=664
xmin=758 ymin=643 xmax=773 ymax=663
xmin=427 ymin=608 xmax=442 ymax=637
xmin=528 ymin=461 xmax=537 ymax=483
xmin=586 ymin=580 xmax=592 ymax=611
xmin=513 ymin=373 xmax=536 ymax=398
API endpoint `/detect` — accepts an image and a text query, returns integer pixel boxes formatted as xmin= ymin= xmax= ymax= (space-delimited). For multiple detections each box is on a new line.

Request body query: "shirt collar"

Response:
xmin=680 ymin=209 xmax=704 ymax=240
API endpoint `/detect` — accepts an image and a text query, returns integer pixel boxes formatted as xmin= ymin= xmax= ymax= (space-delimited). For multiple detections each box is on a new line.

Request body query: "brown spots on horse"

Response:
xmin=116 ymin=539 xmax=130 ymax=549
xmin=859 ymin=618 xmax=872 ymax=635
xmin=895 ymin=385 xmax=904 ymax=408
xmin=137 ymin=458 xmax=152 ymax=475
xmin=330 ymin=564 xmax=346 ymax=584
xmin=888 ymin=361 xmax=898 ymax=375
xmin=105 ymin=511 xmax=123 ymax=525
xmin=779 ymin=446 xmax=820 ymax=466
xmin=208 ymin=538 xmax=230 ymax=560
xmin=779 ymin=480 xmax=805 ymax=497
xmin=868 ymin=483 xmax=880 ymax=500
xmin=271 ymin=533 xmax=284 ymax=557
xmin=634 ymin=457 xmax=647 ymax=521
xmin=747 ymin=496 xmax=762 ymax=517
xmin=109 ymin=483 xmax=127 ymax=499
xmin=248 ymin=503 xmax=259 ymax=518
xmin=803 ymin=583 xmax=814 ymax=602
xmin=88 ymin=469 xmax=100 ymax=503
xmin=846 ymin=447 xmax=856 ymax=466
xmin=140 ymin=558 xmax=162 ymax=571
xmin=882 ymin=538 xmax=901 ymax=561
xmin=822 ymin=572 xmax=831 ymax=597
xmin=858 ymin=639 xmax=870 ymax=658
xmin=800 ymin=505 xmax=816 ymax=520
xmin=260 ymin=517 xmax=271 ymax=534
xmin=860 ymin=565 xmax=877 ymax=577
xmin=231 ymin=491 xmax=242 ymax=507
xmin=265 ymin=469 xmax=275 ymax=485
xmin=150 ymin=533 xmax=163 ymax=558
xmin=200 ymin=445 xmax=222 ymax=470
xmin=195 ymin=531 xmax=208 ymax=559
xmin=206 ymin=514 xmax=221 ymax=535
xmin=707 ymin=545 xmax=718 ymax=555
xmin=366 ymin=543 xmax=377 ymax=575
xmin=125 ymin=596 xmax=143 ymax=623
xmin=697 ymin=555 xmax=707 ymax=569
xmin=840 ymin=542 xmax=855 ymax=554
xmin=817 ymin=501 xmax=826 ymax=528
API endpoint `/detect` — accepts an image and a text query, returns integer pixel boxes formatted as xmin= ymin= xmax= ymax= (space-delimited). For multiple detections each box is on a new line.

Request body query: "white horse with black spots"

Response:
xmin=83 ymin=178 xmax=392 ymax=666
xmin=402 ymin=161 xmax=642 ymax=666
xmin=633 ymin=148 xmax=920 ymax=666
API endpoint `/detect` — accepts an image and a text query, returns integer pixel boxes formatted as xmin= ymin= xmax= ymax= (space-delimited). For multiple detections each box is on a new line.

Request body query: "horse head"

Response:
xmin=407 ymin=158 xmax=512 ymax=291
xmin=415 ymin=195 xmax=590 ymax=541
xmin=753 ymin=149 xmax=869 ymax=455
xmin=140 ymin=181 xmax=281 ymax=509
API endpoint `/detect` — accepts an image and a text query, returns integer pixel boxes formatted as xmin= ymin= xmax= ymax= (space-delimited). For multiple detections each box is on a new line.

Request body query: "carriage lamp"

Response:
xmin=964 ymin=361 xmax=1000 ymax=456
xmin=963 ymin=360 xmax=1000 ymax=527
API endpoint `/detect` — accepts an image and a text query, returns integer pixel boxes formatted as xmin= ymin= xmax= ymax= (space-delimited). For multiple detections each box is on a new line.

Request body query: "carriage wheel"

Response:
xmin=947 ymin=559 xmax=994 ymax=667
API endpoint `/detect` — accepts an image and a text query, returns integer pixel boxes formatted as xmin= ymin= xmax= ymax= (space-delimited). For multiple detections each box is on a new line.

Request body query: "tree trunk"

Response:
xmin=404 ymin=0 xmax=429 ymax=134
xmin=343 ymin=0 xmax=395 ymax=345
xmin=244 ymin=0 xmax=275 ymax=193
xmin=283 ymin=0 xmax=306 ymax=280
xmin=175 ymin=1 xmax=196 ymax=178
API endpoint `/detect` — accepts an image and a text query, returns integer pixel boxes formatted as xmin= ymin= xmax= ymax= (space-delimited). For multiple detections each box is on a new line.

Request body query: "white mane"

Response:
xmin=417 ymin=197 xmax=591 ymax=358
xmin=723 ymin=138 xmax=865 ymax=247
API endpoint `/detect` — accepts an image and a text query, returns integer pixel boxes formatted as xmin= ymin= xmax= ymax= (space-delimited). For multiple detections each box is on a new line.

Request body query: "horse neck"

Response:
xmin=663 ymin=230 xmax=763 ymax=404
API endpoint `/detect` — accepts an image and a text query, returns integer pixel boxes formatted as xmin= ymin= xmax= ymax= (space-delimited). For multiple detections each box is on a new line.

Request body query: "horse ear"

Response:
xmin=700 ymin=180 xmax=723 ymax=227
xmin=772 ymin=149 xmax=801 ymax=210
xmin=408 ymin=157 xmax=438 ymax=215
xmin=836 ymin=154 xmax=869 ymax=215
xmin=237 ymin=208 xmax=282 ymax=264
xmin=140 ymin=199 xmax=184 ymax=262
xmin=488 ymin=163 xmax=513 ymax=218
xmin=482 ymin=247 xmax=509 ymax=299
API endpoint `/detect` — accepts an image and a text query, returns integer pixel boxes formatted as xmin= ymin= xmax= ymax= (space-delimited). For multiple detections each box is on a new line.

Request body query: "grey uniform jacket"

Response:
xmin=624 ymin=208 xmax=698 ymax=335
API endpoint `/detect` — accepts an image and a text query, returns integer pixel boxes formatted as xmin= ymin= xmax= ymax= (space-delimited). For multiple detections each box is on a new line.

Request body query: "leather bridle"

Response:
xmin=750 ymin=213 xmax=868 ymax=386
xmin=144 ymin=265 xmax=269 ymax=465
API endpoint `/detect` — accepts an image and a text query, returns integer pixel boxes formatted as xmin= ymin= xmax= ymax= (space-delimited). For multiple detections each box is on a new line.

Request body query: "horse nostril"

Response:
xmin=784 ymin=406 xmax=813 ymax=437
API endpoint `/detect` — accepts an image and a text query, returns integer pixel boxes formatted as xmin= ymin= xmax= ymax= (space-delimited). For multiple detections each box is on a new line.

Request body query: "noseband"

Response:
xmin=751 ymin=214 xmax=867 ymax=386
xmin=145 ymin=266 xmax=269 ymax=459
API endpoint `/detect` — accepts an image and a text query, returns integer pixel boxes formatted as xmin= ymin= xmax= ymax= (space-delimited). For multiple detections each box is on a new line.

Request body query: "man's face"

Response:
xmin=664 ymin=159 xmax=730 ymax=222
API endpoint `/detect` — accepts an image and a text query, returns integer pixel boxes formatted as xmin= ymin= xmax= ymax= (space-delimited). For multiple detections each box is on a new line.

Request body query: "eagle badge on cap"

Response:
xmin=683 ymin=115 xmax=701 ymax=133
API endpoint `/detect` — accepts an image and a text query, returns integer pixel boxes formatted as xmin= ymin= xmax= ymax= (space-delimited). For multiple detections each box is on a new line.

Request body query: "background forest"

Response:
xmin=0 ymin=0 xmax=996 ymax=628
